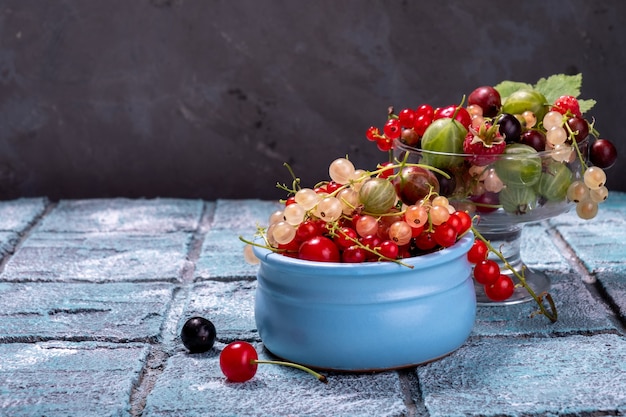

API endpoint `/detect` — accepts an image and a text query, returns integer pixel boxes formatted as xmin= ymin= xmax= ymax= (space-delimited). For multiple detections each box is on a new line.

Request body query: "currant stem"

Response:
xmin=471 ymin=226 xmax=558 ymax=323
xmin=253 ymin=359 xmax=328 ymax=383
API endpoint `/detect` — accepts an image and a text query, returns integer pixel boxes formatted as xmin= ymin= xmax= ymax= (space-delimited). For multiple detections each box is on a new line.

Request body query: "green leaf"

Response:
xmin=534 ymin=73 xmax=582 ymax=104
xmin=494 ymin=81 xmax=533 ymax=101
xmin=578 ymin=98 xmax=596 ymax=114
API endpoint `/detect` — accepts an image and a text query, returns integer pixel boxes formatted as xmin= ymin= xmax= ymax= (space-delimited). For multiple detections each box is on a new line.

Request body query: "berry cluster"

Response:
xmin=365 ymin=76 xmax=617 ymax=221
xmin=467 ymin=239 xmax=514 ymax=302
xmin=250 ymin=157 xmax=474 ymax=267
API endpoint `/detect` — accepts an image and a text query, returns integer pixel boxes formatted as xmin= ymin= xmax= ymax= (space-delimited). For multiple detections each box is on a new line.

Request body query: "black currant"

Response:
xmin=496 ymin=113 xmax=522 ymax=143
xmin=181 ymin=316 xmax=217 ymax=353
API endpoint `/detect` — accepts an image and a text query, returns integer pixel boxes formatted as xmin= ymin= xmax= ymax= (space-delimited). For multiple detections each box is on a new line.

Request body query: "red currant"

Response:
xmin=299 ymin=236 xmax=340 ymax=262
xmin=413 ymin=114 xmax=432 ymax=136
xmin=383 ymin=119 xmax=401 ymax=140
xmin=366 ymin=126 xmax=381 ymax=142
xmin=378 ymin=161 xmax=394 ymax=179
xmin=220 ymin=341 xmax=259 ymax=382
xmin=467 ymin=240 xmax=488 ymax=263
xmin=484 ymin=275 xmax=515 ymax=301
xmin=376 ymin=137 xmax=393 ymax=152
xmin=379 ymin=240 xmax=399 ymax=259
xmin=342 ymin=245 xmax=368 ymax=263
xmin=325 ymin=181 xmax=341 ymax=193
xmin=296 ymin=220 xmax=320 ymax=242
xmin=473 ymin=259 xmax=500 ymax=285
xmin=398 ymin=108 xmax=416 ymax=128
xmin=414 ymin=231 xmax=437 ymax=251
xmin=415 ymin=104 xmax=434 ymax=119
xmin=449 ymin=211 xmax=472 ymax=234
xmin=433 ymin=222 xmax=458 ymax=248
xmin=335 ymin=226 xmax=358 ymax=250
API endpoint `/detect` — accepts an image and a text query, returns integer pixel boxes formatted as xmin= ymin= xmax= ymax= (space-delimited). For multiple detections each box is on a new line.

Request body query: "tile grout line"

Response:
xmin=128 ymin=201 xmax=215 ymax=417
xmin=544 ymin=221 xmax=595 ymax=284
xmin=0 ymin=199 xmax=58 ymax=276
xmin=545 ymin=221 xmax=626 ymax=334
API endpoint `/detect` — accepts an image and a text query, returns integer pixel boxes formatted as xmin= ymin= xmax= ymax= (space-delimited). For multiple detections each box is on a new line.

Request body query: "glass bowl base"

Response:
xmin=475 ymin=264 xmax=551 ymax=305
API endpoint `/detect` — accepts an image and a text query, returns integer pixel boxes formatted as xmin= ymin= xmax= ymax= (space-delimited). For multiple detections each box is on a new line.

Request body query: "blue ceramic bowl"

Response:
xmin=253 ymin=232 xmax=476 ymax=371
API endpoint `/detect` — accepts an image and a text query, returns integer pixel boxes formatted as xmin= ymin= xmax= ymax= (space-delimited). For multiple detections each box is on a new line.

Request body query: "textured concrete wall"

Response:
xmin=0 ymin=0 xmax=624 ymax=200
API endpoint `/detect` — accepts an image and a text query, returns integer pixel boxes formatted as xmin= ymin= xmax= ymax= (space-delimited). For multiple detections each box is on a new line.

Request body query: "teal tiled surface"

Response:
xmin=0 ymin=196 xmax=625 ymax=416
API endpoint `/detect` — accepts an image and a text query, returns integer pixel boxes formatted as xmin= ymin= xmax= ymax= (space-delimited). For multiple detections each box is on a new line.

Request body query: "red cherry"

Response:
xmin=220 ymin=341 xmax=259 ymax=382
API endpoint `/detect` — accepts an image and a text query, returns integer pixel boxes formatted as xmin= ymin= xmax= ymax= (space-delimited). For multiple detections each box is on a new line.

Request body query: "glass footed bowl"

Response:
xmin=395 ymin=138 xmax=589 ymax=305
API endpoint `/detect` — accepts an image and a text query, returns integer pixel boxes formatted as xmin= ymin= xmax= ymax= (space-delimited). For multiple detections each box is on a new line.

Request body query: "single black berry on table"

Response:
xmin=180 ymin=316 xmax=216 ymax=353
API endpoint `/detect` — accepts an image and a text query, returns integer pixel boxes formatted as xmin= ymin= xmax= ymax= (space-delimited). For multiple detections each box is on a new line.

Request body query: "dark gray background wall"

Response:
xmin=1 ymin=0 xmax=624 ymax=201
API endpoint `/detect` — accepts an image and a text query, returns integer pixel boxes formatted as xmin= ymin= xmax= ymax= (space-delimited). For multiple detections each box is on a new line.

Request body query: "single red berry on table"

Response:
xmin=220 ymin=341 xmax=259 ymax=382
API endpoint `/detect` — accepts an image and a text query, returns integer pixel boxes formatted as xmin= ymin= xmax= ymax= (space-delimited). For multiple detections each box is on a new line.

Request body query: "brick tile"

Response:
xmin=417 ymin=334 xmax=626 ymax=416
xmin=0 ymin=231 xmax=192 ymax=282
xmin=178 ymin=281 xmax=258 ymax=343
xmin=38 ymin=198 xmax=204 ymax=233
xmin=473 ymin=272 xmax=617 ymax=336
xmin=0 ymin=198 xmax=48 ymax=232
xmin=0 ymin=282 xmax=174 ymax=342
xmin=143 ymin=343 xmax=407 ymax=417
xmin=0 ymin=342 xmax=149 ymax=417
